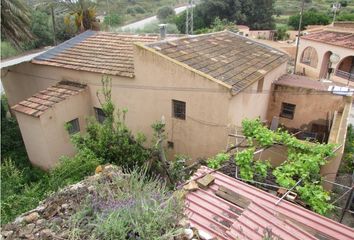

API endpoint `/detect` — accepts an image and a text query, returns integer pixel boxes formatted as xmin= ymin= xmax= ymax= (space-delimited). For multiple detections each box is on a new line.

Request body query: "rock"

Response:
xmin=24 ymin=212 xmax=39 ymax=223
xmin=70 ymin=182 xmax=84 ymax=191
xmin=196 ymin=174 xmax=215 ymax=189
xmin=95 ymin=165 xmax=103 ymax=174
xmin=178 ymin=218 xmax=190 ymax=228
xmin=1 ymin=230 xmax=13 ymax=238
xmin=61 ymin=203 xmax=69 ymax=209
xmin=14 ymin=216 xmax=24 ymax=224
xmin=184 ymin=228 xmax=194 ymax=239
xmin=198 ymin=229 xmax=213 ymax=240
xmin=20 ymin=223 xmax=35 ymax=236
xmin=52 ymin=217 xmax=63 ymax=225
xmin=183 ymin=181 xmax=199 ymax=192
xmin=40 ymin=229 xmax=53 ymax=239
xmin=36 ymin=219 xmax=46 ymax=226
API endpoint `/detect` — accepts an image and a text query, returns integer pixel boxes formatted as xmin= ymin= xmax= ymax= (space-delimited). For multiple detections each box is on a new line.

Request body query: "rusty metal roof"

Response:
xmin=302 ymin=30 xmax=354 ymax=49
xmin=11 ymin=81 xmax=86 ymax=117
xmin=147 ymin=31 xmax=288 ymax=93
xmin=32 ymin=31 xmax=160 ymax=77
xmin=185 ymin=166 xmax=354 ymax=240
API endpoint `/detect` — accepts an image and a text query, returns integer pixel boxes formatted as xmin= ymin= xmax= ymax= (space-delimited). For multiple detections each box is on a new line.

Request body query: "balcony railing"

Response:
xmin=335 ymin=69 xmax=354 ymax=81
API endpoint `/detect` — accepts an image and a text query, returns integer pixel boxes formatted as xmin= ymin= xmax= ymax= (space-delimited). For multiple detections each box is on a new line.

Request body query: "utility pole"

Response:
xmin=332 ymin=2 xmax=341 ymax=24
xmin=293 ymin=0 xmax=305 ymax=74
xmin=51 ymin=5 xmax=57 ymax=46
xmin=185 ymin=0 xmax=194 ymax=35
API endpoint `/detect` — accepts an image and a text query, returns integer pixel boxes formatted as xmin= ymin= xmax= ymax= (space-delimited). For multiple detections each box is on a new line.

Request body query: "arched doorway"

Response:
xmin=335 ymin=55 xmax=354 ymax=81
xmin=319 ymin=51 xmax=332 ymax=79
xmin=300 ymin=47 xmax=318 ymax=68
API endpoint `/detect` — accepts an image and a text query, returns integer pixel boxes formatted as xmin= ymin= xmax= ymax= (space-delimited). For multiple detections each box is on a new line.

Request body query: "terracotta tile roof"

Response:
xmin=147 ymin=31 xmax=288 ymax=93
xmin=32 ymin=31 xmax=160 ymax=77
xmin=12 ymin=81 xmax=86 ymax=117
xmin=275 ymin=74 xmax=330 ymax=91
xmin=185 ymin=166 xmax=354 ymax=240
xmin=302 ymin=30 xmax=354 ymax=49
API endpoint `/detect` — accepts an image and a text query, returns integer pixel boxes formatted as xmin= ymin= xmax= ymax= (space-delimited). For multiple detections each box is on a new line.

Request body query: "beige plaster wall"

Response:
xmin=15 ymin=112 xmax=52 ymax=169
xmin=296 ymin=39 xmax=354 ymax=86
xmin=15 ymin=88 xmax=92 ymax=170
xmin=267 ymin=84 xmax=345 ymax=130
xmin=229 ymin=62 xmax=287 ymax=127
xmin=2 ymin=45 xmax=287 ymax=166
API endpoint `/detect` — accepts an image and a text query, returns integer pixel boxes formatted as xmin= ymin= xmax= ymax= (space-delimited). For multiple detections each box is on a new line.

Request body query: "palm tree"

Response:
xmin=1 ymin=0 xmax=35 ymax=48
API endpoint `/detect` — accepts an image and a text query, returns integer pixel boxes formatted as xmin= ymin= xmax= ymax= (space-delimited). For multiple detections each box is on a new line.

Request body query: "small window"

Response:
xmin=94 ymin=107 xmax=106 ymax=124
xmin=172 ymin=100 xmax=186 ymax=120
xmin=67 ymin=118 xmax=80 ymax=134
xmin=280 ymin=102 xmax=296 ymax=119
xmin=257 ymin=78 xmax=264 ymax=93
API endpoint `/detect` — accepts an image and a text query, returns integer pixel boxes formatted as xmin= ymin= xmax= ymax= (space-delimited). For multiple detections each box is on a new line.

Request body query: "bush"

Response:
xmin=157 ymin=6 xmax=175 ymax=21
xmin=288 ymin=10 xmax=330 ymax=30
xmin=104 ymin=13 xmax=122 ymax=26
xmin=70 ymin=168 xmax=184 ymax=239
xmin=276 ymin=26 xmax=289 ymax=40
xmin=336 ymin=13 xmax=354 ymax=21
xmin=49 ymin=148 xmax=102 ymax=190
xmin=1 ymin=41 xmax=19 ymax=59
xmin=70 ymin=76 xmax=151 ymax=169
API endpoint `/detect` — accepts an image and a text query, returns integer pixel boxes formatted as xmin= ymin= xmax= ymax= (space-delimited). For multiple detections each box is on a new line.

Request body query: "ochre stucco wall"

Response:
xmin=267 ymin=84 xmax=345 ymax=130
xmin=2 ymin=45 xmax=287 ymax=167
xmin=228 ymin=62 xmax=288 ymax=127
xmin=15 ymin=88 xmax=92 ymax=169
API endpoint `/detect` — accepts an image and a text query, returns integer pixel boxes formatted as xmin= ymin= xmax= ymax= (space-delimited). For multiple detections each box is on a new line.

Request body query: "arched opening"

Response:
xmin=335 ymin=55 xmax=354 ymax=81
xmin=319 ymin=51 xmax=332 ymax=79
xmin=300 ymin=47 xmax=318 ymax=68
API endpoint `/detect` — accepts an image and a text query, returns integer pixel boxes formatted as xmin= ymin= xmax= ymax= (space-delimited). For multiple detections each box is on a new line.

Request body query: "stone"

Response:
xmin=183 ymin=181 xmax=199 ymax=192
xmin=52 ymin=217 xmax=63 ymax=225
xmin=198 ymin=229 xmax=213 ymax=240
xmin=1 ymin=230 xmax=13 ymax=237
xmin=196 ymin=174 xmax=215 ymax=189
xmin=24 ymin=212 xmax=39 ymax=223
xmin=178 ymin=218 xmax=190 ymax=228
xmin=95 ymin=165 xmax=103 ymax=174
xmin=40 ymin=229 xmax=53 ymax=239
xmin=20 ymin=223 xmax=35 ymax=236
xmin=61 ymin=203 xmax=69 ymax=209
xmin=14 ymin=216 xmax=24 ymax=224
xmin=184 ymin=229 xmax=194 ymax=239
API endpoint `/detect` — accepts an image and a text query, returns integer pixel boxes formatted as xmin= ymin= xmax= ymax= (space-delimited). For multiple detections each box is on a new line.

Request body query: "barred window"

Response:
xmin=172 ymin=100 xmax=186 ymax=120
xmin=280 ymin=102 xmax=296 ymax=119
xmin=67 ymin=118 xmax=80 ymax=134
xmin=94 ymin=107 xmax=106 ymax=124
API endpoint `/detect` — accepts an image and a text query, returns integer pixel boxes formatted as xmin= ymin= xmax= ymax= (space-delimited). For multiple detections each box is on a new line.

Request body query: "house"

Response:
xmin=266 ymin=74 xmax=352 ymax=185
xmin=295 ymin=24 xmax=354 ymax=86
xmin=1 ymin=31 xmax=288 ymax=169
xmin=184 ymin=166 xmax=354 ymax=240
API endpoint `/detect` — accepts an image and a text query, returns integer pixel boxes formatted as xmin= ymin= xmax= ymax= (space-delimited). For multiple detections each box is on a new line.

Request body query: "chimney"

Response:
xmin=159 ymin=24 xmax=167 ymax=40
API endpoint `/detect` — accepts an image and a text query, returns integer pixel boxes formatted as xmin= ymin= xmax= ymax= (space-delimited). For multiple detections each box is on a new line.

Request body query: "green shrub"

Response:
xmin=70 ymin=76 xmax=151 ymax=169
xmin=70 ymin=168 xmax=184 ymax=239
xmin=104 ymin=13 xmax=123 ymax=26
xmin=157 ymin=6 xmax=175 ymax=21
xmin=49 ymin=148 xmax=102 ymax=191
xmin=1 ymin=42 xmax=19 ymax=59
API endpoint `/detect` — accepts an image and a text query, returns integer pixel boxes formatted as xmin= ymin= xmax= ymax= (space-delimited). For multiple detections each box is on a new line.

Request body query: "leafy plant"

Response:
xmin=207 ymin=153 xmax=230 ymax=169
xmin=240 ymin=118 xmax=336 ymax=215
xmin=71 ymin=76 xmax=151 ymax=169
xmin=69 ymin=168 xmax=184 ymax=239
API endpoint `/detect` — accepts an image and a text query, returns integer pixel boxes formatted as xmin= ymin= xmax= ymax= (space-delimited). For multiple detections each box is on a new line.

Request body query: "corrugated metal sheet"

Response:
xmin=185 ymin=166 xmax=354 ymax=240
